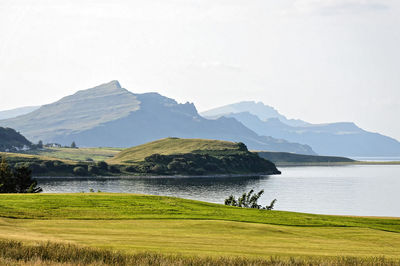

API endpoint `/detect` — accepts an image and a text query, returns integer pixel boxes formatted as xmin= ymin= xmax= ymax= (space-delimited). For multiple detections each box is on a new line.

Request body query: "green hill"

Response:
xmin=0 ymin=127 xmax=31 ymax=152
xmin=109 ymin=138 xmax=280 ymax=175
xmin=109 ymin=137 xmax=242 ymax=163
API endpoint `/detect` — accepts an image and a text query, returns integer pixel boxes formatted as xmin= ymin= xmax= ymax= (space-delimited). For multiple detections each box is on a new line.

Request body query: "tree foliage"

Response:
xmin=224 ymin=189 xmax=276 ymax=210
xmin=71 ymin=141 xmax=77 ymax=148
xmin=0 ymin=157 xmax=42 ymax=193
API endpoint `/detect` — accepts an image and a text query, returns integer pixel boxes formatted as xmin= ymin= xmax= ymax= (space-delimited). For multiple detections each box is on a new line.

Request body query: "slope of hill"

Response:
xmin=0 ymin=106 xmax=40 ymax=120
xmin=0 ymin=127 xmax=31 ymax=152
xmin=0 ymin=81 xmax=315 ymax=155
xmin=109 ymin=138 xmax=281 ymax=175
xmin=109 ymin=137 xmax=241 ymax=163
xmin=202 ymin=102 xmax=400 ymax=157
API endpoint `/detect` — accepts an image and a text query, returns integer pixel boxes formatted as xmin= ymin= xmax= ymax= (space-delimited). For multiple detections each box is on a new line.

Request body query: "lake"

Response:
xmin=37 ymin=165 xmax=400 ymax=217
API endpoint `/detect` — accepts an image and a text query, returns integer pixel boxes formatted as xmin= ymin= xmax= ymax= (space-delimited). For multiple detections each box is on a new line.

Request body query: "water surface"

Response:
xmin=38 ymin=165 xmax=400 ymax=217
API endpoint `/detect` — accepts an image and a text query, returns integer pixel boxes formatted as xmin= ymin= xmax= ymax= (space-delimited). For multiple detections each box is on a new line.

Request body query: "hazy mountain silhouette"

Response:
xmin=201 ymin=101 xmax=309 ymax=127
xmin=0 ymin=106 xmax=40 ymax=120
xmin=0 ymin=81 xmax=315 ymax=154
xmin=202 ymin=103 xmax=400 ymax=157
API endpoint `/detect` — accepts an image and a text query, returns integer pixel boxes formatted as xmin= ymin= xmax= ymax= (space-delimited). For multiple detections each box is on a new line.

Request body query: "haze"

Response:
xmin=1 ymin=0 xmax=399 ymax=140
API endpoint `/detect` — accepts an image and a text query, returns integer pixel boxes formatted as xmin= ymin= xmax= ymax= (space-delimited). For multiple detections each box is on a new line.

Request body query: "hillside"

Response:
xmin=109 ymin=137 xmax=242 ymax=163
xmin=109 ymin=138 xmax=281 ymax=175
xmin=202 ymin=102 xmax=400 ymax=157
xmin=0 ymin=106 xmax=39 ymax=120
xmin=0 ymin=127 xmax=31 ymax=152
xmin=0 ymin=81 xmax=315 ymax=155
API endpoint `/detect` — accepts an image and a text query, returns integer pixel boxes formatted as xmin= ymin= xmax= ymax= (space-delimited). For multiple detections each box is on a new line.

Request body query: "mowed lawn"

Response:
xmin=0 ymin=193 xmax=400 ymax=259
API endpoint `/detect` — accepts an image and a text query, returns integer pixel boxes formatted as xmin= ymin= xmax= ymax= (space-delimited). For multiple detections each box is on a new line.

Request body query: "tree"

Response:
xmin=71 ymin=141 xmax=77 ymax=148
xmin=0 ymin=157 xmax=13 ymax=193
xmin=0 ymin=157 xmax=42 ymax=193
xmin=37 ymin=140 xmax=43 ymax=149
xmin=224 ymin=189 xmax=276 ymax=210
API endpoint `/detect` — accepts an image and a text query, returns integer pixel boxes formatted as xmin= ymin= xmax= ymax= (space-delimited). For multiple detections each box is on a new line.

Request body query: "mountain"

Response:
xmin=0 ymin=106 xmax=40 ymax=120
xmin=0 ymin=127 xmax=32 ymax=152
xmin=201 ymin=101 xmax=309 ymax=127
xmin=202 ymin=103 xmax=400 ymax=156
xmin=0 ymin=81 xmax=315 ymax=155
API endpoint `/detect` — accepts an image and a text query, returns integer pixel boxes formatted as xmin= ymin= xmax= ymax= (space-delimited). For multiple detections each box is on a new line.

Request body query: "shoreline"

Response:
xmin=34 ymin=171 xmax=280 ymax=179
xmin=275 ymin=161 xmax=400 ymax=167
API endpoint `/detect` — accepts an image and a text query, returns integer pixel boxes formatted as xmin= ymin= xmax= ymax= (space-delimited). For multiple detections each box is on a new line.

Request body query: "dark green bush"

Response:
xmin=123 ymin=165 xmax=137 ymax=173
xmin=150 ymin=164 xmax=166 ymax=174
xmin=88 ymin=165 xmax=99 ymax=175
xmin=73 ymin=166 xmax=88 ymax=176
xmin=108 ymin=165 xmax=120 ymax=173
xmin=97 ymin=161 xmax=108 ymax=171
xmin=0 ymin=157 xmax=42 ymax=193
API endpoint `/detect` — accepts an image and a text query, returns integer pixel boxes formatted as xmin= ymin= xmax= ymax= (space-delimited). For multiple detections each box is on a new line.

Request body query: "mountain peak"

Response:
xmin=108 ymin=80 xmax=121 ymax=88
xmin=59 ymin=80 xmax=128 ymax=103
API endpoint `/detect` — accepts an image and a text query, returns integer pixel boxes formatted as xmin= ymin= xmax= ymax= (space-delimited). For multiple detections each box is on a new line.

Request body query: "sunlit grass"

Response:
xmin=1 ymin=193 xmax=399 ymax=263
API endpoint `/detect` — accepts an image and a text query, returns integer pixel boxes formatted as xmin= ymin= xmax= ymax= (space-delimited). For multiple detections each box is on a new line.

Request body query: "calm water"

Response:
xmin=37 ymin=165 xmax=400 ymax=217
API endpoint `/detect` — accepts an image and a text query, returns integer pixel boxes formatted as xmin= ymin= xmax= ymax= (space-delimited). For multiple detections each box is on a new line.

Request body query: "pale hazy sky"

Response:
xmin=1 ymin=0 xmax=399 ymax=140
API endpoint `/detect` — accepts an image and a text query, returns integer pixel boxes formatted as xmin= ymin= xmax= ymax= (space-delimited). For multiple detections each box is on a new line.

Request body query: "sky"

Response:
xmin=1 ymin=0 xmax=399 ymax=140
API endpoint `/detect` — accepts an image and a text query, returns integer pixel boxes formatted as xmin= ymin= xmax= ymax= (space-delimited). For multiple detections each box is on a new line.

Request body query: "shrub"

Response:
xmin=96 ymin=161 xmax=108 ymax=171
xmin=150 ymin=164 xmax=166 ymax=174
xmin=27 ymin=162 xmax=46 ymax=174
xmin=224 ymin=189 xmax=276 ymax=210
xmin=123 ymin=165 xmax=137 ymax=173
xmin=88 ymin=165 xmax=99 ymax=175
xmin=73 ymin=166 xmax=88 ymax=176
xmin=167 ymin=160 xmax=186 ymax=171
xmin=108 ymin=165 xmax=120 ymax=173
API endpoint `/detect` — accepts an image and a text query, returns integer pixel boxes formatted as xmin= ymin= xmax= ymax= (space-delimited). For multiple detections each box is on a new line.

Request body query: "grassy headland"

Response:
xmin=0 ymin=193 xmax=399 ymax=265
xmin=107 ymin=138 xmax=280 ymax=175
xmin=1 ymin=138 xmax=280 ymax=176
xmin=108 ymin=137 xmax=241 ymax=163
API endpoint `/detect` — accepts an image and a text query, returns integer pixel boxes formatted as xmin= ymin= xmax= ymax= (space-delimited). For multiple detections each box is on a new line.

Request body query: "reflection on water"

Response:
xmin=39 ymin=175 xmax=270 ymax=205
xmin=38 ymin=165 xmax=400 ymax=217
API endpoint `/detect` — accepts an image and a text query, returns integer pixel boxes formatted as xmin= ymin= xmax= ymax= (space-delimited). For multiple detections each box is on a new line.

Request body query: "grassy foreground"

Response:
xmin=0 ymin=240 xmax=399 ymax=266
xmin=0 ymin=193 xmax=400 ymax=265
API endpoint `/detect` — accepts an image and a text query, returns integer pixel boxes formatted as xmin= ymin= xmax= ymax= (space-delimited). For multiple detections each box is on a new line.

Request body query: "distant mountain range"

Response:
xmin=201 ymin=102 xmax=400 ymax=156
xmin=202 ymin=101 xmax=309 ymax=127
xmin=0 ymin=106 xmax=40 ymax=120
xmin=0 ymin=81 xmax=314 ymax=155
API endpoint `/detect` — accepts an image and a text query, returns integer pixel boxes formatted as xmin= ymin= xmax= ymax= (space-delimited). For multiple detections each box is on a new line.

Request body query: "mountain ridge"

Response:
xmin=202 ymin=103 xmax=400 ymax=156
xmin=0 ymin=81 xmax=315 ymax=155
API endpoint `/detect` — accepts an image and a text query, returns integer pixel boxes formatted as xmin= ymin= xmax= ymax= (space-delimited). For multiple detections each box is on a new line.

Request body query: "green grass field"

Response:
xmin=26 ymin=147 xmax=124 ymax=162
xmin=0 ymin=193 xmax=399 ymax=264
xmin=108 ymin=137 xmax=243 ymax=164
